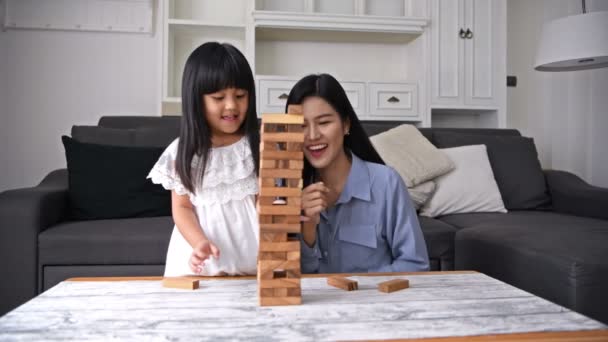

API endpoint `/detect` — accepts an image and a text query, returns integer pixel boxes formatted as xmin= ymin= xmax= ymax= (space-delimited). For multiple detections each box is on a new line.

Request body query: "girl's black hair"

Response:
xmin=285 ymin=73 xmax=384 ymax=186
xmin=177 ymin=42 xmax=259 ymax=193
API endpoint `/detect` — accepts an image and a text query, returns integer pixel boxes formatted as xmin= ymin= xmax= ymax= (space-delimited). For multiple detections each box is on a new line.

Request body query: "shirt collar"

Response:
xmin=336 ymin=152 xmax=372 ymax=204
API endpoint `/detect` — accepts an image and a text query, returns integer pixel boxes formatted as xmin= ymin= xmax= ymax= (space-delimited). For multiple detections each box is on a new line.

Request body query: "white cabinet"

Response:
xmin=369 ymin=82 xmax=418 ymax=119
xmin=161 ymin=0 xmax=429 ymax=123
xmin=430 ymin=0 xmax=506 ymax=127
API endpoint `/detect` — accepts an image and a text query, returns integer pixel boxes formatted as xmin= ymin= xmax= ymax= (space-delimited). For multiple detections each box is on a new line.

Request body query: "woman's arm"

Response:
xmin=171 ymin=190 xmax=219 ymax=273
xmin=299 ymin=182 xmax=330 ymax=273
xmin=380 ymin=171 xmax=430 ymax=272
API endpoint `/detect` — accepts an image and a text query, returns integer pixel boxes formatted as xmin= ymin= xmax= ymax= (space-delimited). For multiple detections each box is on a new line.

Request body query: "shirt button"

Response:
xmin=323 ymin=251 xmax=328 ymax=257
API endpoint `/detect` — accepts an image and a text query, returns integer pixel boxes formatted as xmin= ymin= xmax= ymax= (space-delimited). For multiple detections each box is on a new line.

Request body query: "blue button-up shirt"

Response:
xmin=301 ymin=153 xmax=430 ymax=273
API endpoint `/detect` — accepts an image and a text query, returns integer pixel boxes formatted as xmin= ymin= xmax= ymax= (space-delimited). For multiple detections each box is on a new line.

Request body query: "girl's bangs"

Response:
xmin=198 ymin=52 xmax=251 ymax=94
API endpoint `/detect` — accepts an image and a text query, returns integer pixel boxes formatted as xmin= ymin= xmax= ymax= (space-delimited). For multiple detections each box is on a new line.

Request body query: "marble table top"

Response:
xmin=0 ymin=272 xmax=605 ymax=341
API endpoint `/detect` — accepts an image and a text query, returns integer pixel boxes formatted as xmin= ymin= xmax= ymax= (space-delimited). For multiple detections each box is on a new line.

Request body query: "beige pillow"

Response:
xmin=370 ymin=124 xmax=455 ymax=187
xmin=408 ymin=181 xmax=436 ymax=209
xmin=420 ymin=145 xmax=507 ymax=218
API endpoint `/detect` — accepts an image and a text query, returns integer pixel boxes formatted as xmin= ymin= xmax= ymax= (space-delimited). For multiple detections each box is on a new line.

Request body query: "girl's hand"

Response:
xmin=189 ymin=239 xmax=220 ymax=274
xmin=301 ymin=182 xmax=331 ymax=225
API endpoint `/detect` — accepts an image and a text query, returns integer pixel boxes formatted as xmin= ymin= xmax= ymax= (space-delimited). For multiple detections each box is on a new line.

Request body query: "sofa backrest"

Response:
xmin=89 ymin=116 xmax=522 ymax=148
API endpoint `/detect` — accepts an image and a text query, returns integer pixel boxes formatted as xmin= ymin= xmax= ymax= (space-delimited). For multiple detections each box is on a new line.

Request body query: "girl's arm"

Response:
xmin=171 ymin=190 xmax=219 ymax=273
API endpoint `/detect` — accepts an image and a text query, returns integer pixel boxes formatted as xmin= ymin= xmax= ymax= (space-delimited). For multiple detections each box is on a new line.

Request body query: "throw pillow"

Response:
xmin=433 ymin=132 xmax=550 ymax=210
xmin=71 ymin=126 xmax=178 ymax=148
xmin=370 ymin=124 xmax=455 ymax=187
xmin=408 ymin=181 xmax=436 ymax=209
xmin=62 ymin=136 xmax=171 ymax=220
xmin=419 ymin=145 xmax=507 ymax=218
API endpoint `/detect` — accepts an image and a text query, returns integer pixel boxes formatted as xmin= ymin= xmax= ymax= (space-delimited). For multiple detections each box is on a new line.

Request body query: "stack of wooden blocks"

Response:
xmin=257 ymin=105 xmax=304 ymax=306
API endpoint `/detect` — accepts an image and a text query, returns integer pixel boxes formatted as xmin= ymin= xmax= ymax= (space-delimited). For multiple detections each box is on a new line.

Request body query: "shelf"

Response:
xmin=253 ymin=11 xmax=428 ymax=34
xmin=168 ymin=19 xmax=246 ymax=29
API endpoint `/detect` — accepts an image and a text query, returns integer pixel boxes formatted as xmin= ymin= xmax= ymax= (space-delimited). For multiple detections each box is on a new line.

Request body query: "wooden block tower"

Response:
xmin=257 ymin=105 xmax=304 ymax=306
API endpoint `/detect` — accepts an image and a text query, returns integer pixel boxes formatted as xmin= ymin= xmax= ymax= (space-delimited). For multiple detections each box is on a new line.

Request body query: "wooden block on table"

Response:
xmin=378 ymin=278 xmax=409 ymax=293
xmin=327 ymin=276 xmax=358 ymax=291
xmin=259 ymin=278 xmax=301 ymax=288
xmin=162 ymin=277 xmax=199 ymax=290
xmin=260 ymin=296 xmax=302 ymax=306
xmin=259 ymin=288 xmax=274 ymax=297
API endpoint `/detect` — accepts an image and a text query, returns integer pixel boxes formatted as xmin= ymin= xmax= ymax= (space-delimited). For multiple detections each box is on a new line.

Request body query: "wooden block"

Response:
xmin=162 ymin=277 xmax=199 ymax=290
xmin=288 ymin=179 xmax=303 ymax=188
xmin=259 ymin=278 xmax=300 ymax=288
xmin=327 ymin=276 xmax=358 ymax=291
xmin=258 ymin=260 xmax=300 ymax=273
xmin=378 ymin=278 xmax=409 ymax=293
xmin=260 ymin=168 xmax=302 ymax=179
xmin=289 ymin=160 xmax=304 ymax=170
xmin=259 ymin=177 xmax=277 ymax=187
xmin=259 ymin=241 xmax=300 ymax=252
xmin=259 ymin=215 xmax=273 ymax=224
xmin=258 ymin=251 xmax=287 ymax=260
xmin=286 ymin=197 xmax=302 ymax=206
xmin=262 ymin=132 xmax=304 ymax=143
xmin=287 ymin=105 xmax=302 ymax=115
xmin=260 ymin=159 xmax=277 ymax=169
xmin=259 ymin=187 xmax=302 ymax=198
xmin=286 ymin=268 xmax=301 ymax=278
xmin=273 ymin=288 xmax=288 ymax=297
xmin=260 ymin=288 xmax=274 ymax=297
xmin=261 ymin=150 xmax=304 ymax=160
xmin=258 ymin=205 xmax=300 ymax=215
xmin=260 ymin=296 xmax=301 ymax=306
xmin=286 ymin=251 xmax=301 ymax=260
xmin=287 ymin=123 xmax=304 ymax=132
xmin=262 ymin=113 xmax=304 ymax=124
xmin=287 ymin=287 xmax=301 ymax=297
xmin=260 ymin=141 xmax=277 ymax=151
xmin=260 ymin=233 xmax=288 ymax=242
xmin=260 ymin=223 xmax=301 ymax=233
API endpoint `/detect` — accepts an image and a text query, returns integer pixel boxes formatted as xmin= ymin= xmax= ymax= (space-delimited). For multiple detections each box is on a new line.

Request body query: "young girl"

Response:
xmin=148 ymin=42 xmax=259 ymax=276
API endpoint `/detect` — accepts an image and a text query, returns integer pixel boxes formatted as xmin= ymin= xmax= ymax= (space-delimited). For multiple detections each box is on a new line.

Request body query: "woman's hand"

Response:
xmin=301 ymin=182 xmax=331 ymax=247
xmin=301 ymin=182 xmax=330 ymax=224
xmin=189 ymin=239 xmax=220 ymax=274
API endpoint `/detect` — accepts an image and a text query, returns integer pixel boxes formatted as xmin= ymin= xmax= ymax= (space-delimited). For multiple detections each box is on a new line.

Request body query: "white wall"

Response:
xmin=0 ymin=3 xmax=161 ymax=192
xmin=507 ymin=0 xmax=608 ymax=187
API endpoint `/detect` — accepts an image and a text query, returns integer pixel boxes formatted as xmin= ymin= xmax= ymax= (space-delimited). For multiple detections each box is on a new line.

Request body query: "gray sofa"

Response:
xmin=1 ymin=116 xmax=607 ymax=325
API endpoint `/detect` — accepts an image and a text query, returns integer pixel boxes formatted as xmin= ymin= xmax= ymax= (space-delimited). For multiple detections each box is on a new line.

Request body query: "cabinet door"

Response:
xmin=463 ymin=0 xmax=496 ymax=107
xmin=258 ymin=79 xmax=297 ymax=114
xmin=431 ymin=0 xmax=464 ymax=106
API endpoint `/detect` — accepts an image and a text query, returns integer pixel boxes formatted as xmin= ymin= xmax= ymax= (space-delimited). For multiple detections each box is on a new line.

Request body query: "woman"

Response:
xmin=287 ymin=73 xmax=429 ymax=273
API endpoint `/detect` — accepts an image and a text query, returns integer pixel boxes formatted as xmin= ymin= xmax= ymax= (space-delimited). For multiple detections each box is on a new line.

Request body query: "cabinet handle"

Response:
xmin=278 ymin=93 xmax=288 ymax=100
xmin=465 ymin=28 xmax=473 ymax=39
xmin=459 ymin=28 xmax=466 ymax=39
xmin=387 ymin=96 xmax=400 ymax=103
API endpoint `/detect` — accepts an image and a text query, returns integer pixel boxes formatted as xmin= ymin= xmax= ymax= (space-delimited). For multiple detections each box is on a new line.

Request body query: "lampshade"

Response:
xmin=535 ymin=11 xmax=608 ymax=71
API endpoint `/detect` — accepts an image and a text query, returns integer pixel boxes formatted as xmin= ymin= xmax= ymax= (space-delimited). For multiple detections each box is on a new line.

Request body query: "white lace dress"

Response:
xmin=147 ymin=137 xmax=259 ymax=276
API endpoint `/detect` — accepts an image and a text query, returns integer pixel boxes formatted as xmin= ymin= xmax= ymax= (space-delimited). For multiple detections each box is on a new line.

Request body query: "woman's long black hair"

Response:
xmin=285 ymin=73 xmax=384 ymax=186
xmin=177 ymin=42 xmax=259 ymax=193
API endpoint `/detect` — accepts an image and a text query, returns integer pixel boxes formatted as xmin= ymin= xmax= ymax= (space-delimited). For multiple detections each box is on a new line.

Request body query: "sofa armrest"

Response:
xmin=545 ymin=169 xmax=608 ymax=220
xmin=0 ymin=169 xmax=69 ymax=315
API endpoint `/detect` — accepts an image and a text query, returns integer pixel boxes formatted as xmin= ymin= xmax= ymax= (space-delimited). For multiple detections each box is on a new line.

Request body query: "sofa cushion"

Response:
xmin=38 ymin=216 xmax=173 ymax=265
xmin=71 ymin=126 xmax=178 ymax=148
xmin=453 ymin=211 xmax=608 ymax=324
xmin=62 ymin=136 xmax=171 ymax=220
xmin=418 ymin=216 xmax=457 ymax=270
xmin=420 ymin=145 xmax=506 ymax=217
xmin=433 ymin=132 xmax=551 ymax=210
xmin=370 ymin=124 xmax=454 ymax=188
